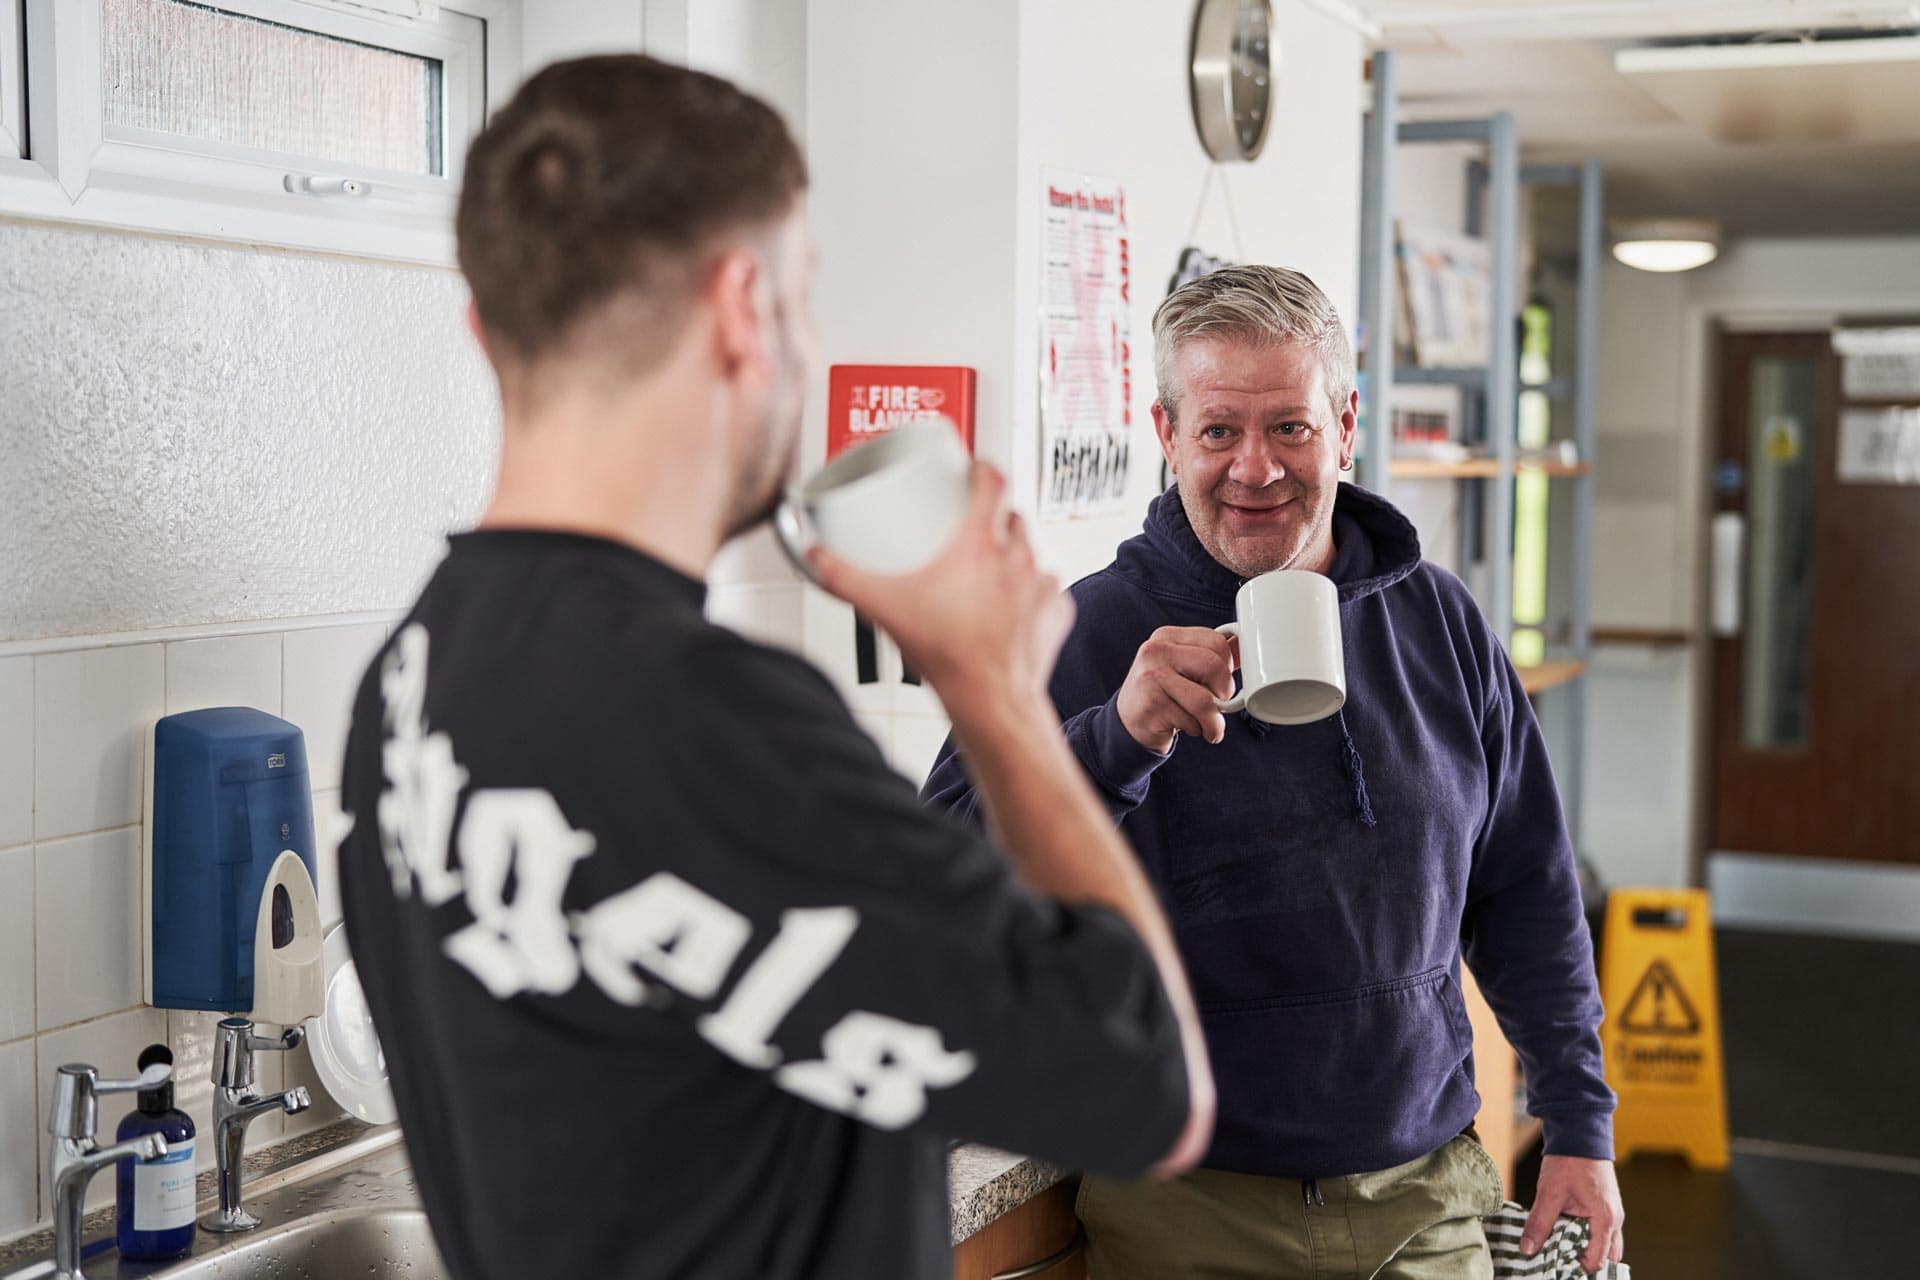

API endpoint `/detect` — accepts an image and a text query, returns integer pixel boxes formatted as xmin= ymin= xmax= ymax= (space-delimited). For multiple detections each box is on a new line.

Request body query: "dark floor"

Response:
xmin=1516 ymin=927 xmax=1920 ymax=1280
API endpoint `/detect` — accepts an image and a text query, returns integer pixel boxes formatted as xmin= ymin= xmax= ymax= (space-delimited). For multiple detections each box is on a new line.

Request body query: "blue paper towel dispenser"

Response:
xmin=143 ymin=707 xmax=324 ymax=1022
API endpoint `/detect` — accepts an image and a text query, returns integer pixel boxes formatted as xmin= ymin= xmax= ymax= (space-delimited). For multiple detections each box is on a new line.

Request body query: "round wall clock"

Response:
xmin=1189 ymin=0 xmax=1277 ymax=163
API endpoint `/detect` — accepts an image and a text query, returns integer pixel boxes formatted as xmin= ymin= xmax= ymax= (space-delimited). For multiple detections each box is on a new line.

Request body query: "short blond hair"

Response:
xmin=1152 ymin=265 xmax=1354 ymax=420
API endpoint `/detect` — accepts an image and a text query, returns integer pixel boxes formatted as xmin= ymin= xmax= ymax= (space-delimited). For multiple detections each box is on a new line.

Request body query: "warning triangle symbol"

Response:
xmin=1619 ymin=958 xmax=1702 ymax=1036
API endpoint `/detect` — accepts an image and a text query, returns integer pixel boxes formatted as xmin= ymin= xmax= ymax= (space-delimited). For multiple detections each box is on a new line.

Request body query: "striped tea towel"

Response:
xmin=1484 ymin=1201 xmax=1629 ymax=1279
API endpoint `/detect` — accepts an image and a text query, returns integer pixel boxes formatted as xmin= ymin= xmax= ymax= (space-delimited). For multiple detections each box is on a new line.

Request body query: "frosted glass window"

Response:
xmin=102 ymin=0 xmax=445 ymax=176
xmin=1741 ymin=357 xmax=1818 ymax=750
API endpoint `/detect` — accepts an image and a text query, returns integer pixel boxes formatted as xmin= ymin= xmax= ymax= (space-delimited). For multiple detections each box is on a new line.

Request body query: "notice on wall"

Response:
xmin=1834 ymin=326 xmax=1920 ymax=399
xmin=1040 ymin=170 xmax=1133 ymax=520
xmin=1837 ymin=407 xmax=1920 ymax=485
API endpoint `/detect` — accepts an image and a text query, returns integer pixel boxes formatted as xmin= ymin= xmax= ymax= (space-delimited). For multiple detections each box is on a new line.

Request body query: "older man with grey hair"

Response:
xmin=925 ymin=265 xmax=1623 ymax=1278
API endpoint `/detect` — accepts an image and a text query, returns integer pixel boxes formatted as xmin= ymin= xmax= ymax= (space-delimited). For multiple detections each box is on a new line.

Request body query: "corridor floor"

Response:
xmin=1517 ymin=927 xmax=1920 ymax=1279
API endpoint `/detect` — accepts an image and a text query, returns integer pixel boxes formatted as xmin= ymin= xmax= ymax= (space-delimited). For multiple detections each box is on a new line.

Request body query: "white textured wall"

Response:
xmin=1014 ymin=0 xmax=1366 ymax=586
xmin=797 ymin=0 xmax=1366 ymax=774
xmin=1577 ymin=261 xmax=1697 ymax=891
xmin=0 ymin=221 xmax=496 ymax=643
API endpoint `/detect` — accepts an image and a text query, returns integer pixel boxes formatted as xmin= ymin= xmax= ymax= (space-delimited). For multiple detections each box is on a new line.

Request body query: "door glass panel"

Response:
xmin=102 ymin=0 xmax=445 ymax=176
xmin=1741 ymin=357 xmax=1818 ymax=749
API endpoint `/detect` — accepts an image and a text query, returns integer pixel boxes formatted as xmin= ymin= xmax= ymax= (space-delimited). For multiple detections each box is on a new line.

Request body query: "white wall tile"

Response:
xmin=36 ymin=1008 xmax=169 ymax=1216
xmin=801 ymin=593 xmax=890 ymax=715
xmin=166 ymin=1009 xmax=226 ymax=1173
xmin=892 ymin=675 xmax=943 ymax=719
xmin=710 ymin=525 xmax=802 ymax=590
xmin=0 ymin=1039 xmax=36 ymax=1235
xmin=282 ymin=624 xmax=386 ymax=793
xmin=0 ymin=847 xmax=33 ymax=1042
xmin=166 ymin=634 xmax=283 ymax=717
xmin=759 ymin=584 xmax=806 ymax=657
xmin=33 ymin=645 xmax=164 ymax=841
xmin=704 ymin=586 xmax=762 ymax=637
xmin=889 ymin=715 xmax=954 ymax=792
xmin=36 ymin=830 xmax=141 ymax=1031
xmin=0 ymin=657 xmax=32 ymax=851
xmin=311 ymin=789 xmax=348 ymax=930
xmin=852 ymin=712 xmax=892 ymax=764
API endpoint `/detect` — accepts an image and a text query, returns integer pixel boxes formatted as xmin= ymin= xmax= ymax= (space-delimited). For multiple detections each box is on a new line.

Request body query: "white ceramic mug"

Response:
xmin=774 ymin=419 xmax=972 ymax=578
xmin=1213 ymin=570 xmax=1346 ymax=725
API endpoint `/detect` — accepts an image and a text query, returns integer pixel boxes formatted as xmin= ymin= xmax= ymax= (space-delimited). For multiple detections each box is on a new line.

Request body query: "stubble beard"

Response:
xmin=722 ymin=405 xmax=799 ymax=542
xmin=721 ymin=299 xmax=810 ymax=542
xmin=1183 ymin=475 xmax=1334 ymax=580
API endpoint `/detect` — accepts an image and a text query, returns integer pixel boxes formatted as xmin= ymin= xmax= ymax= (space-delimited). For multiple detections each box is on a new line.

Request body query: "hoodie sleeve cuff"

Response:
xmin=1539 ymin=1108 xmax=1616 ymax=1162
xmin=1064 ymin=695 xmax=1172 ymax=810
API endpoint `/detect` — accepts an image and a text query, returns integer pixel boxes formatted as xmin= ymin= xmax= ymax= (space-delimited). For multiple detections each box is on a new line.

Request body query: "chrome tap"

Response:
xmin=46 ymin=1059 xmax=173 ymax=1280
xmin=201 ymin=1017 xmax=311 ymax=1234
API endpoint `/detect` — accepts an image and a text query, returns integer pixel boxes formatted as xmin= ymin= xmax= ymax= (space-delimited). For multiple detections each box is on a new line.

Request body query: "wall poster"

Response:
xmin=1838 ymin=407 xmax=1920 ymax=485
xmin=1040 ymin=170 xmax=1133 ymax=519
xmin=1834 ymin=326 xmax=1920 ymax=400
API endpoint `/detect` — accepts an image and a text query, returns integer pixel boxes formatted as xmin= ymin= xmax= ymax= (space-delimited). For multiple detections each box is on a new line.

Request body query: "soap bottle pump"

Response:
xmin=115 ymin=1043 xmax=196 ymax=1261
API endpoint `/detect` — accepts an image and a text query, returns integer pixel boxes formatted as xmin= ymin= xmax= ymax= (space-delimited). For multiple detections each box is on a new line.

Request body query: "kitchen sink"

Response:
xmin=146 ymin=1207 xmax=445 ymax=1279
xmin=0 ymin=1131 xmax=444 ymax=1280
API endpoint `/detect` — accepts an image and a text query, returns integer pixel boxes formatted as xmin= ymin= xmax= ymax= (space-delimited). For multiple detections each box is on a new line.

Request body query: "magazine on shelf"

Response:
xmin=1395 ymin=220 xmax=1493 ymax=369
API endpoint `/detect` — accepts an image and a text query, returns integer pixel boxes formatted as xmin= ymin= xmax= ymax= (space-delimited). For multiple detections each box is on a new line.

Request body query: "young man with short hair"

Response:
xmin=339 ymin=56 xmax=1212 ymax=1280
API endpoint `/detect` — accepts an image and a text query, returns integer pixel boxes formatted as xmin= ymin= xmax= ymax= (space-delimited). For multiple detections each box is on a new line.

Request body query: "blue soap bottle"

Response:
xmin=115 ymin=1044 xmax=197 ymax=1261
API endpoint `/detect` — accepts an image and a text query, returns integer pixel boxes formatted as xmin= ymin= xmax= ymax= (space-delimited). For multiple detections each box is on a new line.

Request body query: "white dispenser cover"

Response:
xmin=250 ymin=849 xmax=324 ymax=1025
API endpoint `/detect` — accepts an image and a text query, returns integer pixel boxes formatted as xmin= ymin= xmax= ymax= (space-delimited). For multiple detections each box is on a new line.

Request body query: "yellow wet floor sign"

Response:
xmin=1600 ymin=888 xmax=1730 ymax=1168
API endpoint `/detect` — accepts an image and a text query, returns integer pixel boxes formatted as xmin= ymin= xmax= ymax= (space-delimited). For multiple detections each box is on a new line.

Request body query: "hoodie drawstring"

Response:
xmin=1336 ymin=708 xmax=1378 ymax=828
xmin=1237 ymin=708 xmax=1378 ymax=828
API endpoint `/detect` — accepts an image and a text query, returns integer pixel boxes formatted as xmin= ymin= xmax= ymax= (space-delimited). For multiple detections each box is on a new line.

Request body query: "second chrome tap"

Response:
xmin=201 ymin=1017 xmax=312 ymax=1234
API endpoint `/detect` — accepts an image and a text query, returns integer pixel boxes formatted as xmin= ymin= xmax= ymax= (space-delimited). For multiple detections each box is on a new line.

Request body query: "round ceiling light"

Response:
xmin=1610 ymin=217 xmax=1721 ymax=273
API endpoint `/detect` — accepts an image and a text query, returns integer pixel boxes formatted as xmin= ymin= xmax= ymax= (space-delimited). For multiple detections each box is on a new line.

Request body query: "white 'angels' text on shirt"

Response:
xmin=364 ymin=622 xmax=977 ymax=1130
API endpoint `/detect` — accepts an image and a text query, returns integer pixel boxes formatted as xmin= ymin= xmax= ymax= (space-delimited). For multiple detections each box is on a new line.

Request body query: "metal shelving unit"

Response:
xmin=1360 ymin=57 xmax=1609 ymax=1184
xmin=1356 ymin=48 xmax=1604 ymax=840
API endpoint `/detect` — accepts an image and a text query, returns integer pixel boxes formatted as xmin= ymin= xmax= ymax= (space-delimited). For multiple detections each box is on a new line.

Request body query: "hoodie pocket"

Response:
xmin=1196 ymin=966 xmax=1480 ymax=1175
xmin=1162 ymin=725 xmax=1385 ymax=924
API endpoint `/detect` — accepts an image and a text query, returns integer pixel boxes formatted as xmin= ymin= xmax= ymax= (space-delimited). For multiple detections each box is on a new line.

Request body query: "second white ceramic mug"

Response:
xmin=1214 ymin=570 xmax=1346 ymax=725
xmin=774 ymin=419 xmax=972 ymax=578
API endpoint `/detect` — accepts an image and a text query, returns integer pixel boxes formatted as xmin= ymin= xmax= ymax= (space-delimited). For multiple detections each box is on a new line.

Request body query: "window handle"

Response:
xmin=283 ymin=173 xmax=371 ymax=198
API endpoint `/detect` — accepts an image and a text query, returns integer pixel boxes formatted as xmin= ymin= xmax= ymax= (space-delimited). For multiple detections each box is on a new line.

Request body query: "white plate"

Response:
xmin=307 ymin=920 xmax=397 ymax=1125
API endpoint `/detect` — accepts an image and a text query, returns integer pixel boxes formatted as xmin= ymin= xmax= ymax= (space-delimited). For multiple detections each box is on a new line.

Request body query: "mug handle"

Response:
xmin=773 ymin=497 xmax=823 ymax=587
xmin=1213 ymin=622 xmax=1247 ymax=713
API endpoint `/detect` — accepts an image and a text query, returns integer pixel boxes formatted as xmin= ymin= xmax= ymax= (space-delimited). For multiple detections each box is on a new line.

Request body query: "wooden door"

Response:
xmin=1708 ymin=330 xmax=1920 ymax=864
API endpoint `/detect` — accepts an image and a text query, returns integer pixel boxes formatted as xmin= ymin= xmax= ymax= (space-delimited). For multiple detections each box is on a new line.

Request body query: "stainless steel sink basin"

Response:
xmin=0 ymin=1133 xmax=447 ymax=1279
xmin=148 ymin=1207 xmax=445 ymax=1279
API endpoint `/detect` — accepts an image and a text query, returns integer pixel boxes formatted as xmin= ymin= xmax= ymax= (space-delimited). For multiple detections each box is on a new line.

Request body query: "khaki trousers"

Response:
xmin=1076 ymin=1133 xmax=1507 ymax=1280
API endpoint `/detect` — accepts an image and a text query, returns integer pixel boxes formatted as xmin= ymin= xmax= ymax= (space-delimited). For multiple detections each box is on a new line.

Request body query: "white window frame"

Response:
xmin=1 ymin=0 xmax=520 ymax=264
xmin=1 ymin=0 xmax=24 ymax=160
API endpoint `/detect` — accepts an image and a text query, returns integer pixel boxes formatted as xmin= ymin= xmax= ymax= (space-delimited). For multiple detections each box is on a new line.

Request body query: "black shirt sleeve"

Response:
xmin=552 ymin=627 xmax=1189 ymax=1177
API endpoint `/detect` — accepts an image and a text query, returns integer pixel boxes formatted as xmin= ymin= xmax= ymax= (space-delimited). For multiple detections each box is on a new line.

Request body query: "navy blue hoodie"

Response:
xmin=923 ymin=483 xmax=1615 ymax=1177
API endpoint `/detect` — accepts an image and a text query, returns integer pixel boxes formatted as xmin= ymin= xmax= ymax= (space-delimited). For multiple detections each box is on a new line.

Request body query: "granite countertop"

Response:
xmin=0 ymin=1125 xmax=1066 ymax=1270
xmin=945 ymin=1145 xmax=1069 ymax=1244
